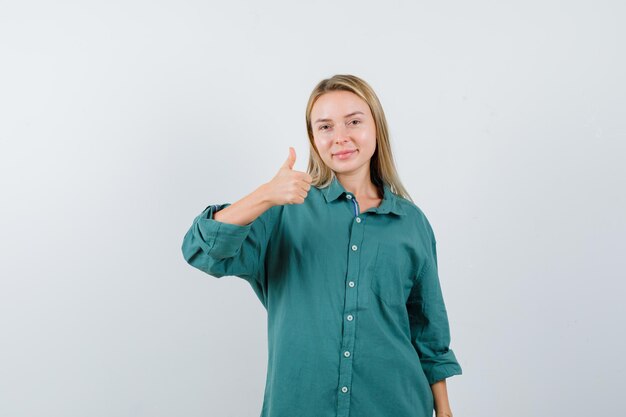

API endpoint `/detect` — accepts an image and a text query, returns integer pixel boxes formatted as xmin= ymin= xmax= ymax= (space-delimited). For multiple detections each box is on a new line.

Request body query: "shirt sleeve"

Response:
xmin=181 ymin=203 xmax=276 ymax=290
xmin=407 ymin=234 xmax=463 ymax=385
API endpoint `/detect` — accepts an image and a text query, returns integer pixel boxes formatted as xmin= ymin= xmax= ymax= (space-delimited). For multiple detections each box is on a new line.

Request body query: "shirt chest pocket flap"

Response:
xmin=370 ymin=242 xmax=414 ymax=307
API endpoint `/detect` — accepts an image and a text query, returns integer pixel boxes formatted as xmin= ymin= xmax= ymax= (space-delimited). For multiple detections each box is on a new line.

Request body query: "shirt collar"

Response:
xmin=321 ymin=176 xmax=406 ymax=216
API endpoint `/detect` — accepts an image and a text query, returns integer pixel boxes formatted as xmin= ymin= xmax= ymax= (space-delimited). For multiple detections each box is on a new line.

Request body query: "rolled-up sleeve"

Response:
xmin=181 ymin=203 xmax=276 ymax=289
xmin=407 ymin=237 xmax=462 ymax=385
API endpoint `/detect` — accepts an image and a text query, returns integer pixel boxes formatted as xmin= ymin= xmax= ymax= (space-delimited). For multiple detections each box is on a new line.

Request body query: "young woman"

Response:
xmin=182 ymin=74 xmax=462 ymax=417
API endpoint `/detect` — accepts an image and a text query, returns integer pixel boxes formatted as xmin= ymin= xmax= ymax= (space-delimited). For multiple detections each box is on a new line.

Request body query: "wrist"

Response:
xmin=255 ymin=183 xmax=275 ymax=208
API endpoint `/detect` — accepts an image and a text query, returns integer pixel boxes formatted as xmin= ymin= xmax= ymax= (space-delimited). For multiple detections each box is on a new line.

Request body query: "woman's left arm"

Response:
xmin=431 ymin=379 xmax=453 ymax=417
xmin=407 ymin=218 xmax=462 ymax=415
xmin=407 ymin=236 xmax=463 ymax=384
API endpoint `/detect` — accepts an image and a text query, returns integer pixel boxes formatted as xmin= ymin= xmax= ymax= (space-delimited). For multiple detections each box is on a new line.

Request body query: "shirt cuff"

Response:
xmin=420 ymin=349 xmax=463 ymax=385
xmin=194 ymin=203 xmax=254 ymax=260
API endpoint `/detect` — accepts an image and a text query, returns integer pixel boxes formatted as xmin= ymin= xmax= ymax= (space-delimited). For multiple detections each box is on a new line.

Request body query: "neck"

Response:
xmin=336 ymin=170 xmax=381 ymax=200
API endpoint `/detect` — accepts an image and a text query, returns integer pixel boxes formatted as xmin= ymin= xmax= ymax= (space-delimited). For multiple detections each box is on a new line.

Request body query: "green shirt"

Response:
xmin=181 ymin=176 xmax=462 ymax=417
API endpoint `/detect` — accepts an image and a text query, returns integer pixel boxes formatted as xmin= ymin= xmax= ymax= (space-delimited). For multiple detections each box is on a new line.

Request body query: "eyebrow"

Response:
xmin=314 ymin=111 xmax=364 ymax=124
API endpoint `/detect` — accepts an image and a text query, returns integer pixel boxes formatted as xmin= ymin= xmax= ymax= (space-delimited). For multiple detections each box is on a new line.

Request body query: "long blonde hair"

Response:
xmin=305 ymin=74 xmax=413 ymax=203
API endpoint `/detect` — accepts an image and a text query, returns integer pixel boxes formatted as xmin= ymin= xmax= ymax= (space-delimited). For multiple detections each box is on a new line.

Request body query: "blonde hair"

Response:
xmin=304 ymin=74 xmax=413 ymax=203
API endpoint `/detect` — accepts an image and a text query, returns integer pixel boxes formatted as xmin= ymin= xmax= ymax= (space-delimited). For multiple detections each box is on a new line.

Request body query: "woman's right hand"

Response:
xmin=263 ymin=147 xmax=313 ymax=206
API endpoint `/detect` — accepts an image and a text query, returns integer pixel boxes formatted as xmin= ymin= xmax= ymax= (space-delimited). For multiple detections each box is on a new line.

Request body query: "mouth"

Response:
xmin=333 ymin=149 xmax=357 ymax=155
xmin=333 ymin=149 xmax=358 ymax=160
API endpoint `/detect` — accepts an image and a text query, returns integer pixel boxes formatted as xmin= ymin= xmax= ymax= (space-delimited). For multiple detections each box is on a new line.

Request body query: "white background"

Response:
xmin=1 ymin=1 xmax=624 ymax=416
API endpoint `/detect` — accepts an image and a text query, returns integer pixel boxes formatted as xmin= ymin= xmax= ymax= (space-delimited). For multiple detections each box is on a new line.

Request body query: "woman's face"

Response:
xmin=310 ymin=90 xmax=377 ymax=176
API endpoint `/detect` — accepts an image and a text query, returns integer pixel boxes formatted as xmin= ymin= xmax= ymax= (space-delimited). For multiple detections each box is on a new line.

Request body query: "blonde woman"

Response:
xmin=182 ymin=74 xmax=462 ymax=417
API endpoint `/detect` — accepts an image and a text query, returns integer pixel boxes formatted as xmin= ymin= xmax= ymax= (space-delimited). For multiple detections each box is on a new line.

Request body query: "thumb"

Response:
xmin=282 ymin=146 xmax=296 ymax=170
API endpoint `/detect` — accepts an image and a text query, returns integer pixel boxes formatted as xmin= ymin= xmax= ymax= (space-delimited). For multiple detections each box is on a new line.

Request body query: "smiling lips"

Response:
xmin=333 ymin=149 xmax=357 ymax=160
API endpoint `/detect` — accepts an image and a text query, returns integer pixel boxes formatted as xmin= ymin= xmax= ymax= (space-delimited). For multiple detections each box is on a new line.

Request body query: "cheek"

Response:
xmin=356 ymin=131 xmax=376 ymax=148
xmin=314 ymin=136 xmax=331 ymax=151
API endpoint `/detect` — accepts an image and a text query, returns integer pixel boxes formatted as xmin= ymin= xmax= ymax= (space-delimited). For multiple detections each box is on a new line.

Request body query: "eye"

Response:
xmin=349 ymin=119 xmax=361 ymax=126
xmin=319 ymin=124 xmax=330 ymax=131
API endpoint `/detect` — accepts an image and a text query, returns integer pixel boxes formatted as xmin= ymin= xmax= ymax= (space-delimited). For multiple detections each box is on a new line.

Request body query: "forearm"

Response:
xmin=213 ymin=183 xmax=273 ymax=226
xmin=431 ymin=379 xmax=453 ymax=417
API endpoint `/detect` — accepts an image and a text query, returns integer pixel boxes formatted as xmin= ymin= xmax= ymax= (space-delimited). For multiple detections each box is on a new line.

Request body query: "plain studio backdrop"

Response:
xmin=1 ymin=1 xmax=624 ymax=416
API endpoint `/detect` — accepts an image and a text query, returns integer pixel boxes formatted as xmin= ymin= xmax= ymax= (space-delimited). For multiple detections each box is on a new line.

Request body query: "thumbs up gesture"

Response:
xmin=265 ymin=147 xmax=313 ymax=206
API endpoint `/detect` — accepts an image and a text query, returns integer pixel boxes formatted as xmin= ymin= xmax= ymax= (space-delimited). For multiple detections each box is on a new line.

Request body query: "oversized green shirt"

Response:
xmin=181 ymin=176 xmax=462 ymax=417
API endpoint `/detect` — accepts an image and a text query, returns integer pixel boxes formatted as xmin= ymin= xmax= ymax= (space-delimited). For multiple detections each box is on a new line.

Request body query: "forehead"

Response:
xmin=311 ymin=90 xmax=370 ymax=118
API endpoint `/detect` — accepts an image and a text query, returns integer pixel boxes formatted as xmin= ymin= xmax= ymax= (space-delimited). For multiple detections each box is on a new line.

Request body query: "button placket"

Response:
xmin=336 ymin=193 xmax=364 ymax=416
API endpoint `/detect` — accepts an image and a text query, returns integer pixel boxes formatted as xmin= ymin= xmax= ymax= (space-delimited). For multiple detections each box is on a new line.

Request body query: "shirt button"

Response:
xmin=341 ymin=386 xmax=349 ymax=393
xmin=351 ymin=244 xmax=358 ymax=251
xmin=344 ymin=351 xmax=351 ymax=357
xmin=346 ymin=314 xmax=353 ymax=321
xmin=346 ymin=194 xmax=352 ymax=199
xmin=356 ymin=217 xmax=361 ymax=223
xmin=348 ymin=281 xmax=355 ymax=288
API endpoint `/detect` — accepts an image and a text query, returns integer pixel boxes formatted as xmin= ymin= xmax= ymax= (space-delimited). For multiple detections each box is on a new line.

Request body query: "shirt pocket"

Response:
xmin=370 ymin=242 xmax=414 ymax=307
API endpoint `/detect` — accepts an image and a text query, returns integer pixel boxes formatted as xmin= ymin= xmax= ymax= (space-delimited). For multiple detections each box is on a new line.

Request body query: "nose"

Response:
xmin=333 ymin=124 xmax=350 ymax=144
